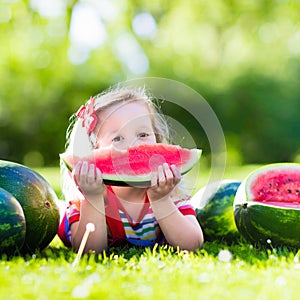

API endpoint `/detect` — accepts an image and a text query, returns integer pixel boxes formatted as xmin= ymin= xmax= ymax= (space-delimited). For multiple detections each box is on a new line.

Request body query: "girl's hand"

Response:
xmin=73 ymin=161 xmax=104 ymax=197
xmin=147 ymin=163 xmax=181 ymax=202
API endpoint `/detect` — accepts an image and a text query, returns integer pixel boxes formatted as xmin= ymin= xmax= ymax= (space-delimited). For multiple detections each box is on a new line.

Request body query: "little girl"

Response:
xmin=58 ymin=86 xmax=203 ymax=253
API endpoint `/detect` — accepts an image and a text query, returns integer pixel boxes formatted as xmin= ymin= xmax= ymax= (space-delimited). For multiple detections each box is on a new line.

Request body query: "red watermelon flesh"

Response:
xmin=60 ymin=144 xmax=201 ymax=186
xmin=246 ymin=163 xmax=300 ymax=208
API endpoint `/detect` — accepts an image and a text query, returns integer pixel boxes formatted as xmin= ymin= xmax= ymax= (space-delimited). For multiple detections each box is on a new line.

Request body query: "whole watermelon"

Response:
xmin=0 ymin=160 xmax=60 ymax=253
xmin=191 ymin=180 xmax=241 ymax=242
xmin=234 ymin=163 xmax=300 ymax=248
xmin=0 ymin=187 xmax=26 ymax=256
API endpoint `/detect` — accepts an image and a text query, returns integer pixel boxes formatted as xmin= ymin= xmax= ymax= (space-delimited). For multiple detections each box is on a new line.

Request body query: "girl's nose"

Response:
xmin=114 ymin=136 xmax=140 ymax=150
xmin=129 ymin=137 xmax=142 ymax=147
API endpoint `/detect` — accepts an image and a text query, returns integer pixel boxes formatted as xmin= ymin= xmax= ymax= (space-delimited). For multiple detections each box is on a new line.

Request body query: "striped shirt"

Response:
xmin=120 ymin=210 xmax=158 ymax=241
xmin=57 ymin=186 xmax=196 ymax=248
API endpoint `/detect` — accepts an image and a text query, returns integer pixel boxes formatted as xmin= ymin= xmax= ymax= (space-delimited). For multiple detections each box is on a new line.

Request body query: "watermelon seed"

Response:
xmin=287 ymin=189 xmax=292 ymax=193
xmin=44 ymin=201 xmax=51 ymax=209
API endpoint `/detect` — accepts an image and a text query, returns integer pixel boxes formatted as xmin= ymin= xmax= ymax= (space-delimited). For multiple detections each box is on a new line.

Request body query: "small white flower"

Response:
xmin=218 ymin=249 xmax=232 ymax=263
xmin=275 ymin=276 xmax=286 ymax=286
xmin=72 ymin=285 xmax=90 ymax=298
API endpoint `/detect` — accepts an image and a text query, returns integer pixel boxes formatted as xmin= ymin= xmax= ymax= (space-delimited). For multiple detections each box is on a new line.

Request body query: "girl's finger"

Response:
xmin=157 ymin=165 xmax=166 ymax=186
xmin=150 ymin=169 xmax=159 ymax=187
xmin=170 ymin=164 xmax=181 ymax=184
xmin=73 ymin=161 xmax=82 ymax=173
xmin=163 ymin=163 xmax=174 ymax=185
xmin=95 ymin=167 xmax=102 ymax=181
xmin=80 ymin=161 xmax=88 ymax=174
xmin=73 ymin=161 xmax=82 ymax=183
xmin=87 ymin=163 xmax=96 ymax=184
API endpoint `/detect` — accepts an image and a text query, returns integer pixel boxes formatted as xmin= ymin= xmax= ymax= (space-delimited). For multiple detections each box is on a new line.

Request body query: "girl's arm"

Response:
xmin=149 ymin=200 xmax=203 ymax=251
xmin=147 ymin=163 xmax=204 ymax=251
xmin=70 ymin=162 xmax=108 ymax=254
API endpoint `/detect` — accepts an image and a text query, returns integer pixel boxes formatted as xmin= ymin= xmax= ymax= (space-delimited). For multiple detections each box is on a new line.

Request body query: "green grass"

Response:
xmin=2 ymin=165 xmax=300 ymax=299
xmin=1 ymin=238 xmax=300 ymax=299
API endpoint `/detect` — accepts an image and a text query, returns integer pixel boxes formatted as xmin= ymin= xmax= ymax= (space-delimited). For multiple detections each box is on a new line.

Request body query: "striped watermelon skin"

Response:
xmin=234 ymin=202 xmax=300 ymax=247
xmin=0 ymin=160 xmax=59 ymax=253
xmin=191 ymin=180 xmax=241 ymax=242
xmin=0 ymin=187 xmax=26 ymax=255
xmin=234 ymin=163 xmax=300 ymax=247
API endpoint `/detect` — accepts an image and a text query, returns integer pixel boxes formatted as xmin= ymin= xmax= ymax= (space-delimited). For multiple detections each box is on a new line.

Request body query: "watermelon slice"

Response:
xmin=60 ymin=144 xmax=201 ymax=187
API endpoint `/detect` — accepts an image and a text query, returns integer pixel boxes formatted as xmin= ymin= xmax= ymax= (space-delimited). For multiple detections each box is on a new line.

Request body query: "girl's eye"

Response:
xmin=112 ymin=136 xmax=123 ymax=143
xmin=138 ymin=132 xmax=149 ymax=138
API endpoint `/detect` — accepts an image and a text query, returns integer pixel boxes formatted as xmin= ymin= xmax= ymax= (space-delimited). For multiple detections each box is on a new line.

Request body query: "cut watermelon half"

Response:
xmin=234 ymin=163 xmax=300 ymax=247
xmin=60 ymin=144 xmax=202 ymax=187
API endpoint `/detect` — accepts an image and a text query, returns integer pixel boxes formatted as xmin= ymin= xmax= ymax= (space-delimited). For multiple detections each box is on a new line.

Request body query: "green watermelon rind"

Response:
xmin=234 ymin=163 xmax=300 ymax=247
xmin=192 ymin=180 xmax=241 ymax=242
xmin=0 ymin=187 xmax=26 ymax=255
xmin=0 ymin=160 xmax=60 ymax=253
xmin=61 ymin=147 xmax=202 ymax=187
xmin=234 ymin=201 xmax=300 ymax=247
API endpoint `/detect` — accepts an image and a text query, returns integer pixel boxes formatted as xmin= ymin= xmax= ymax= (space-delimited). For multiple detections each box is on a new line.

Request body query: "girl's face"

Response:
xmin=96 ymin=101 xmax=157 ymax=149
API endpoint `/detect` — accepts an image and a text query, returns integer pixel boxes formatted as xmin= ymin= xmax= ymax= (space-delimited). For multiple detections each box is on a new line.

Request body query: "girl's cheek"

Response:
xmin=148 ymin=137 xmax=157 ymax=144
xmin=96 ymin=138 xmax=112 ymax=149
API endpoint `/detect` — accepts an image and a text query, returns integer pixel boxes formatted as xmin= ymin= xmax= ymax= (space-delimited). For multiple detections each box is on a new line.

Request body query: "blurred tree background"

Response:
xmin=0 ymin=0 xmax=300 ymax=167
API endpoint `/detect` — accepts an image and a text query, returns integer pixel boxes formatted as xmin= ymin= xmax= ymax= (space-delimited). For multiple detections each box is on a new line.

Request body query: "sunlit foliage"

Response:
xmin=0 ymin=0 xmax=300 ymax=165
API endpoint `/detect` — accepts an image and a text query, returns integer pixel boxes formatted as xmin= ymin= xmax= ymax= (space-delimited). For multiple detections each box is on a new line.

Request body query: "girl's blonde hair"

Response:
xmin=66 ymin=86 xmax=170 ymax=152
xmin=61 ymin=85 xmax=172 ymax=200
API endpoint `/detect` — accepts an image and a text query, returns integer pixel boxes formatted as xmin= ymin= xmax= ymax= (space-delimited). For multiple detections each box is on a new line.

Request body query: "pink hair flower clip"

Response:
xmin=76 ymin=97 xmax=98 ymax=135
